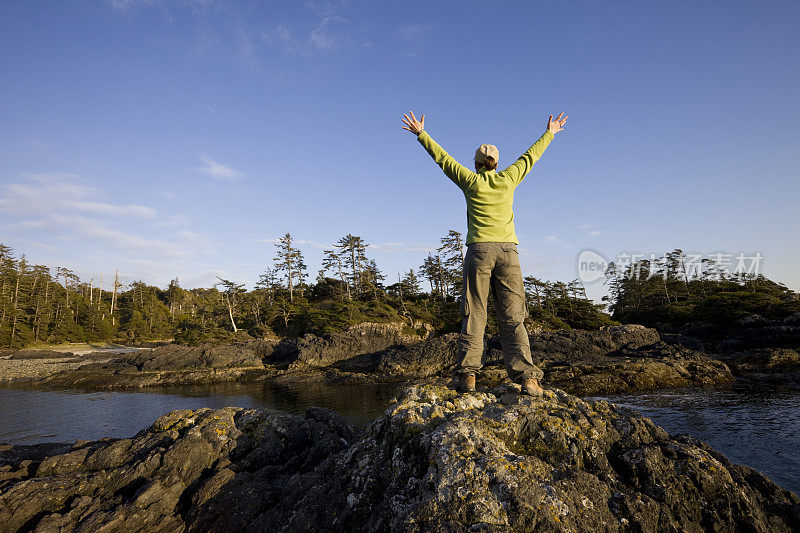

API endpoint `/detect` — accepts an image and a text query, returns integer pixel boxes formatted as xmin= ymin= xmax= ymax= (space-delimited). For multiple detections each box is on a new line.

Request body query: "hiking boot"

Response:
xmin=521 ymin=377 xmax=544 ymax=397
xmin=455 ymin=373 xmax=476 ymax=393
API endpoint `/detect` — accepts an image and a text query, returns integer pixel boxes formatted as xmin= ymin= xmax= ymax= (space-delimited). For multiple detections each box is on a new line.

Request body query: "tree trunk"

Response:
xmin=225 ymin=293 xmax=238 ymax=333
xmin=111 ymin=268 xmax=118 ymax=326
xmin=534 ymin=284 xmax=543 ymax=311
xmin=34 ymin=296 xmax=40 ymax=341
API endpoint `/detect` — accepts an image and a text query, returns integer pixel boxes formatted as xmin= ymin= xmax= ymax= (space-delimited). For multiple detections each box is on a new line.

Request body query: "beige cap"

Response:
xmin=474 ymin=144 xmax=499 ymax=164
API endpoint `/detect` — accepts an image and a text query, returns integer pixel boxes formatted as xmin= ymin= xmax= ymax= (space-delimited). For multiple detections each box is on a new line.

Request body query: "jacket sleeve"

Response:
xmin=417 ymin=131 xmax=474 ymax=190
xmin=498 ymin=130 xmax=554 ymax=186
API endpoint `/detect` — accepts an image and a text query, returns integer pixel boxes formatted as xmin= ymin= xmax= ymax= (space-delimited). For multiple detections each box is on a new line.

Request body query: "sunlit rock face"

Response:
xmin=2 ymin=384 xmax=797 ymax=532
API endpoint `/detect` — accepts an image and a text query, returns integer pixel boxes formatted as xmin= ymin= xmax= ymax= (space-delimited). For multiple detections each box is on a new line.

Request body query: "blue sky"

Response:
xmin=1 ymin=0 xmax=798 ymax=301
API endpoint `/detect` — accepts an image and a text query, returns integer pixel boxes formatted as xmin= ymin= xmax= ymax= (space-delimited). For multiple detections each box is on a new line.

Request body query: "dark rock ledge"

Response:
xmin=29 ymin=324 xmax=734 ymax=396
xmin=1 ymin=384 xmax=797 ymax=532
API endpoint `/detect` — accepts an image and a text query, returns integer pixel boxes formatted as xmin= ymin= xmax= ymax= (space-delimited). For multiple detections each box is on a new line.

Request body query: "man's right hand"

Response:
xmin=402 ymin=111 xmax=425 ymax=135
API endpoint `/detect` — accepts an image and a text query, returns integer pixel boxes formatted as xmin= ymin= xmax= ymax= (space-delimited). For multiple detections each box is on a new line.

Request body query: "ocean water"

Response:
xmin=0 ymin=381 xmax=405 ymax=443
xmin=592 ymin=382 xmax=800 ymax=495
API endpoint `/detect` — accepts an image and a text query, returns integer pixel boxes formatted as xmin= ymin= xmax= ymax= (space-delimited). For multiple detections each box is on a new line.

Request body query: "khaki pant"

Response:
xmin=457 ymin=242 xmax=543 ymax=382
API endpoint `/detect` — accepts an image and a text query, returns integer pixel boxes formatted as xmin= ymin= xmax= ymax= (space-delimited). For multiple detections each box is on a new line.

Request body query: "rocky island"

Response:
xmin=1 ymin=383 xmax=797 ymax=531
xmin=1 ymin=323 xmax=743 ymax=397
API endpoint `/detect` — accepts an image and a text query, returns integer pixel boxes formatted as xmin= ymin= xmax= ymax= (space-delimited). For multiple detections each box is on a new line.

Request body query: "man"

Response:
xmin=402 ymin=110 xmax=567 ymax=395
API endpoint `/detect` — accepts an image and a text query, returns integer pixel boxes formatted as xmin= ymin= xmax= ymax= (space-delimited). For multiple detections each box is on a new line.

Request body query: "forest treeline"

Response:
xmin=604 ymin=250 xmax=800 ymax=329
xmin=0 ymin=232 xmax=613 ymax=348
xmin=4 ymin=238 xmax=796 ymax=349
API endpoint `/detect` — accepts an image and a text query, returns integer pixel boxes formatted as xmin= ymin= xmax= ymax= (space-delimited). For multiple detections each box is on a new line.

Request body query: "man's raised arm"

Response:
xmin=499 ymin=112 xmax=568 ymax=187
xmin=403 ymin=110 xmax=473 ymax=190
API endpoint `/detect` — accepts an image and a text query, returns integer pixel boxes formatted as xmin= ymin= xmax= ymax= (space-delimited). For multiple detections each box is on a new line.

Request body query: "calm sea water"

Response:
xmin=0 ymin=381 xmax=405 ymax=443
xmin=0 ymin=380 xmax=797 ymax=494
xmin=592 ymin=382 xmax=799 ymax=495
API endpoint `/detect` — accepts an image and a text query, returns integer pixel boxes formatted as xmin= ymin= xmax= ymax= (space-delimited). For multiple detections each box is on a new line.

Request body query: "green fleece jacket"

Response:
xmin=417 ymin=129 xmax=554 ymax=245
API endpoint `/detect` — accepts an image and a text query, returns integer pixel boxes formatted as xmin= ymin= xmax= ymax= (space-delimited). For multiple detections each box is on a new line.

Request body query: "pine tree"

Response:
xmin=256 ymin=267 xmax=279 ymax=305
xmin=437 ymin=229 xmax=464 ymax=297
xmin=523 ymin=276 xmax=546 ymax=312
xmin=274 ymin=233 xmax=299 ymax=302
xmin=334 ymin=234 xmax=368 ymax=297
xmin=322 ymin=249 xmax=349 ymax=300
xmin=419 ymin=254 xmax=442 ymax=297
xmin=294 ymin=250 xmax=308 ymax=298
xmin=400 ymin=269 xmax=421 ymax=297
xmin=361 ymin=259 xmax=385 ymax=301
xmin=215 ymin=277 xmax=245 ymax=333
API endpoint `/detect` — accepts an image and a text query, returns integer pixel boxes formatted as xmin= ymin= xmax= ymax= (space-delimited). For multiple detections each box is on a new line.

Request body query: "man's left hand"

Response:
xmin=547 ymin=113 xmax=568 ymax=134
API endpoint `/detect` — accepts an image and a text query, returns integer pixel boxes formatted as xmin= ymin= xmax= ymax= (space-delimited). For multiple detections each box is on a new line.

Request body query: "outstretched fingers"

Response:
xmin=402 ymin=110 xmax=425 ymax=133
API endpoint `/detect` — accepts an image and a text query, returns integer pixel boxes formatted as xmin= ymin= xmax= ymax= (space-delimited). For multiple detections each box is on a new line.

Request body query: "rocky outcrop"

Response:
xmin=483 ymin=326 xmax=734 ymax=395
xmin=124 ymin=342 xmax=267 ymax=370
xmin=679 ymin=313 xmax=800 ymax=388
xmin=328 ymin=325 xmax=733 ymax=395
xmin=40 ymin=341 xmax=274 ymax=389
xmin=331 ymin=333 xmax=460 ymax=378
xmin=1 ymin=384 xmax=797 ymax=532
xmin=291 ymin=321 xmax=420 ymax=368
xmin=529 ymin=324 xmax=661 ymax=361
xmin=0 ymin=351 xmax=121 ymax=383
xmin=7 ymin=324 xmax=733 ymax=395
xmin=718 ymin=348 xmax=800 ymax=388
xmin=3 ymin=349 xmax=75 ymax=360
xmin=682 ymin=312 xmax=800 ymax=353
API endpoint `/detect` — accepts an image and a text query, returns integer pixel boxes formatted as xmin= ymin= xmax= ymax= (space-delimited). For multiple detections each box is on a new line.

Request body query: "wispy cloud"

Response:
xmin=196 ymin=155 xmax=245 ymax=182
xmin=0 ymin=172 xmax=216 ymax=283
xmin=308 ymin=16 xmax=347 ymax=52
xmin=396 ymin=24 xmax=432 ymax=58
xmin=107 ymin=0 xmax=213 ymax=11
xmin=368 ymin=242 xmax=436 ymax=254
xmin=260 ymin=1 xmax=361 ymax=57
xmin=0 ymin=173 xmax=156 ymax=218
xmin=237 ymin=29 xmax=260 ymax=70
xmin=14 ymin=238 xmax=63 ymax=255
xmin=579 ymin=223 xmax=603 ymax=237
xmin=544 ymin=234 xmax=571 ymax=250
xmin=250 ymin=237 xmax=325 ymax=249
xmin=106 ymin=0 xmax=154 ymax=11
xmin=296 ymin=239 xmax=326 ymax=249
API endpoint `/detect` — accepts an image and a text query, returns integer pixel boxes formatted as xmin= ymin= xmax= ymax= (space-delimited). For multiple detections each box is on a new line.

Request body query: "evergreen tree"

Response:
xmin=361 ymin=259 xmax=385 ymax=301
xmin=274 ymin=233 xmax=299 ymax=302
xmin=419 ymin=253 xmax=446 ymax=299
xmin=334 ymin=234 xmax=368 ymax=297
xmin=400 ymin=269 xmax=421 ymax=297
xmin=322 ymin=249 xmax=349 ymax=300
xmin=256 ymin=267 xmax=279 ymax=305
xmin=437 ymin=229 xmax=464 ymax=298
xmin=215 ymin=277 xmax=245 ymax=333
